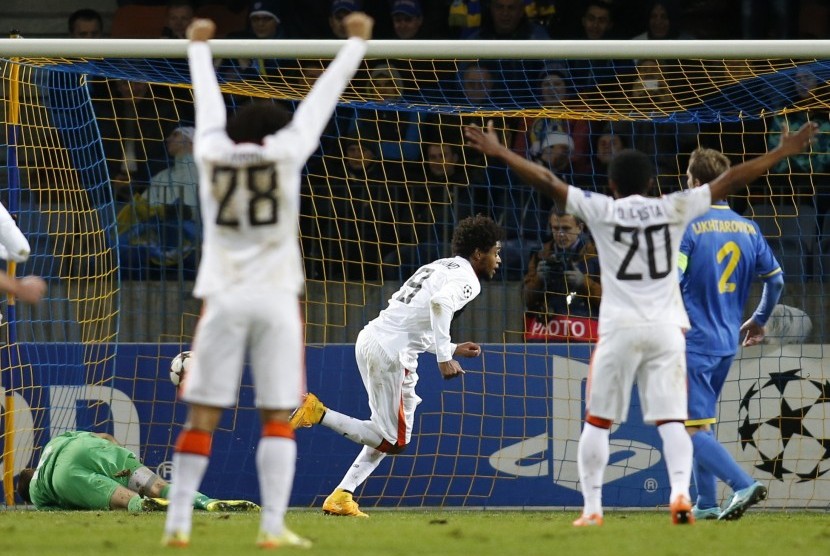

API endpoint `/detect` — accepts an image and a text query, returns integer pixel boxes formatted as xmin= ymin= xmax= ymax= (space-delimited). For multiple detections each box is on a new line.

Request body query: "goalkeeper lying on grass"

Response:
xmin=16 ymin=431 xmax=258 ymax=513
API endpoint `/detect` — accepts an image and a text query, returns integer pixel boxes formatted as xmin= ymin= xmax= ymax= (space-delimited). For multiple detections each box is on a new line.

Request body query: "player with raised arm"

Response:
xmin=464 ymin=120 xmax=817 ymax=526
xmin=680 ymin=147 xmax=784 ymax=521
xmin=290 ymin=214 xmax=502 ymax=517
xmin=163 ymin=14 xmax=373 ymax=548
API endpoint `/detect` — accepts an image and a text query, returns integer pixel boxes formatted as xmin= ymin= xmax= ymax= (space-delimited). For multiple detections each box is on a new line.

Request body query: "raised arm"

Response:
xmin=186 ymin=19 xmax=226 ymax=139
xmin=464 ymin=121 xmax=572 ymax=207
xmin=288 ymin=13 xmax=372 ymax=159
xmin=709 ymin=121 xmax=818 ymax=201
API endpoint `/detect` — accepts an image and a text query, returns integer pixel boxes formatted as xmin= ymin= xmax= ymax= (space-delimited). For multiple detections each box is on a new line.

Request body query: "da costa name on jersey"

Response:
xmin=616 ymin=204 xmax=665 ymax=222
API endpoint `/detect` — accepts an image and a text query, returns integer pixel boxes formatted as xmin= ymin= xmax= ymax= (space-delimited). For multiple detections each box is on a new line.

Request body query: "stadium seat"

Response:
xmin=110 ymin=5 xmax=167 ymax=38
xmin=196 ymin=4 xmax=248 ymax=39
xmin=746 ymin=202 xmax=818 ymax=282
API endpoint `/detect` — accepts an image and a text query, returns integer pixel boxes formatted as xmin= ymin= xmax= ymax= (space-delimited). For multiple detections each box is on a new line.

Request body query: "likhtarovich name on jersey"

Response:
xmin=690 ymin=218 xmax=757 ymax=235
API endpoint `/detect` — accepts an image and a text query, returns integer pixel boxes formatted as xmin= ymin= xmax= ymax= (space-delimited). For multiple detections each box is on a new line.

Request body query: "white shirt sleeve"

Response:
xmin=429 ymin=276 xmax=476 ymax=362
xmin=274 ymin=37 xmax=367 ymax=163
xmin=0 ymin=202 xmax=30 ymax=262
xmin=187 ymin=42 xmax=227 ymax=147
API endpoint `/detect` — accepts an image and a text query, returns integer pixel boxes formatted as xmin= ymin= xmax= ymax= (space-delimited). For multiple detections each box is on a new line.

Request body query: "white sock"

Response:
xmin=257 ymin=436 xmax=296 ymax=536
xmin=322 ymin=409 xmax=384 ymax=448
xmin=657 ymin=421 xmax=693 ymax=502
xmin=577 ymin=423 xmax=610 ymax=516
xmin=336 ymin=445 xmax=386 ymax=492
xmin=164 ymin=453 xmax=209 ymax=536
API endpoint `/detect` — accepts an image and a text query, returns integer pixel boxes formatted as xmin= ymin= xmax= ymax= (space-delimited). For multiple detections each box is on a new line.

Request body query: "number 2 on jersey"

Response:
xmin=717 ymin=241 xmax=741 ymax=293
xmin=212 ymin=164 xmax=279 ymax=227
xmin=394 ymin=267 xmax=434 ymax=304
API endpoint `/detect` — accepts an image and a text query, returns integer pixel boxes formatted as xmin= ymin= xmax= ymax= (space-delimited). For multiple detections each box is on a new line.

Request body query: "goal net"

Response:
xmin=0 ymin=38 xmax=827 ymax=510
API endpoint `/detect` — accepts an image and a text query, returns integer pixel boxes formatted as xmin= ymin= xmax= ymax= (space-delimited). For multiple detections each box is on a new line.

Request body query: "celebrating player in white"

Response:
xmin=290 ymin=214 xmax=502 ymax=517
xmin=163 ymin=14 xmax=372 ymax=548
xmin=464 ymin=120 xmax=817 ymax=526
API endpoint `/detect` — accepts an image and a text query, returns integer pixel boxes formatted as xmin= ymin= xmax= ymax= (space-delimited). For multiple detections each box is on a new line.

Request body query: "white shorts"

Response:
xmin=355 ymin=329 xmax=422 ymax=446
xmin=183 ymin=287 xmax=305 ymax=410
xmin=587 ymin=324 xmax=688 ymax=424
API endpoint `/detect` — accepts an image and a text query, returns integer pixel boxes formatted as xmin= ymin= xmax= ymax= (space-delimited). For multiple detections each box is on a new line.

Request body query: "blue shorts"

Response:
xmin=686 ymin=351 xmax=734 ymax=426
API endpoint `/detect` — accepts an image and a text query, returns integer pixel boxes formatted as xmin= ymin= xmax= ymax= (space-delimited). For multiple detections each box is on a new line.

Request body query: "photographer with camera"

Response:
xmin=522 ymin=209 xmax=601 ymax=341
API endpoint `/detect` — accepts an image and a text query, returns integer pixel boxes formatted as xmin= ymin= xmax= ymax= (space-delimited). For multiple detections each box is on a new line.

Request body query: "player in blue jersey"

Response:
xmin=679 ymin=147 xmax=785 ymax=522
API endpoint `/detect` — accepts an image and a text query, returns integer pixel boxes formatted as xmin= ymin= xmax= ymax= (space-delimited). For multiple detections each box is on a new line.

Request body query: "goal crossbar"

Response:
xmin=1 ymin=39 xmax=830 ymax=60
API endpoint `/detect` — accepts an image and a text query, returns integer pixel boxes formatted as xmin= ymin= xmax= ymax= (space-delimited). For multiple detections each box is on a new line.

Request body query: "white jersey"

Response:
xmin=0 ymin=201 xmax=30 ymax=263
xmin=566 ymin=184 xmax=711 ymax=333
xmin=187 ymin=38 xmax=367 ymax=298
xmin=366 ymin=257 xmax=481 ymax=370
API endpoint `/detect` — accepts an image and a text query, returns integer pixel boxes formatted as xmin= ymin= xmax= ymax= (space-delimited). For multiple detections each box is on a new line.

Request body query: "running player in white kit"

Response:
xmin=163 ymin=14 xmax=373 ymax=548
xmin=464 ymin=120 xmax=817 ymax=526
xmin=290 ymin=214 xmax=503 ymax=517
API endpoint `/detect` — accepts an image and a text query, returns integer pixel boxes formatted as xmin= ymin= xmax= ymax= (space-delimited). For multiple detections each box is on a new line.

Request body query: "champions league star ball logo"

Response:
xmin=737 ymin=369 xmax=830 ymax=482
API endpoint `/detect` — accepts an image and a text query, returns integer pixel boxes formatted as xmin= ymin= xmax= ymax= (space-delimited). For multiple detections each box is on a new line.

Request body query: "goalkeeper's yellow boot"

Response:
xmin=256 ymin=528 xmax=312 ymax=549
xmin=205 ymin=499 xmax=260 ymax=512
xmin=142 ymin=497 xmax=170 ymax=511
xmin=289 ymin=393 xmax=326 ymax=429
xmin=161 ymin=531 xmax=190 ymax=548
xmin=322 ymin=488 xmax=368 ymax=517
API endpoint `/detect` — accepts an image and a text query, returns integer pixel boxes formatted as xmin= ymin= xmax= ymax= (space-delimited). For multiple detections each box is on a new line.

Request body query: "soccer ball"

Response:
xmin=737 ymin=369 xmax=830 ymax=481
xmin=169 ymin=350 xmax=193 ymax=387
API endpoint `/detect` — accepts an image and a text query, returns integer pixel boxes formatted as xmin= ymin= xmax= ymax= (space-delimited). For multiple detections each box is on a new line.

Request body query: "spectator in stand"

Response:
xmin=329 ymin=0 xmax=363 ymax=39
xmin=464 ymin=0 xmax=549 ymax=97
xmin=579 ymin=124 xmax=627 ymax=190
xmin=765 ymin=66 xmax=830 ymax=217
xmin=222 ymin=0 xmax=286 ymax=78
xmin=566 ymin=0 xmax=624 ymax=92
xmin=68 ymin=8 xmax=103 ymax=38
xmin=390 ymin=0 xmax=425 ymax=38
xmin=467 ymin=0 xmax=550 ymax=39
xmin=631 ymin=0 xmax=693 ymax=40
xmin=161 ymin=0 xmax=196 ymax=39
xmin=528 ymin=64 xmax=592 ymax=175
xmin=98 ymin=79 xmax=176 ymax=205
xmin=522 ymin=209 xmax=601 ymax=341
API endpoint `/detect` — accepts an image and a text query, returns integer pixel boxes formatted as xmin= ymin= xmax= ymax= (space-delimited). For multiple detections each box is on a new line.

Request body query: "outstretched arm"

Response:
xmin=464 ymin=121 xmax=572 ymax=207
xmin=288 ymin=13 xmax=372 ymax=160
xmin=709 ymin=121 xmax=818 ymax=201
xmin=186 ymin=19 xmax=226 ymax=140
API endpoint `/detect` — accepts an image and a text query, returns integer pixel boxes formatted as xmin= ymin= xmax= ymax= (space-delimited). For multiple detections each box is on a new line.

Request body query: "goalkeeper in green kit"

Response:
xmin=16 ymin=431 xmax=258 ymax=512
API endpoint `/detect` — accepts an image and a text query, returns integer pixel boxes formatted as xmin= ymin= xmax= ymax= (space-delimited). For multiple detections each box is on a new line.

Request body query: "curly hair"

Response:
xmin=451 ymin=214 xmax=503 ymax=259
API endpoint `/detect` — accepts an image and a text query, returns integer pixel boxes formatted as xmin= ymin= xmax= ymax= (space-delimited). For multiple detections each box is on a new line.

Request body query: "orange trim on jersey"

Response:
xmin=397 ymin=371 xmax=408 ymax=447
xmin=175 ymin=429 xmax=212 ymax=456
xmin=263 ymin=420 xmax=295 ymax=439
xmin=585 ymin=413 xmax=613 ymax=429
xmin=376 ymin=439 xmax=394 ymax=452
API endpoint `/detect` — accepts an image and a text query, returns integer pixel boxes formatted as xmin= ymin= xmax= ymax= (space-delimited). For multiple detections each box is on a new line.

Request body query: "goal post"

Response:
xmin=0 ymin=38 xmax=827 ymax=510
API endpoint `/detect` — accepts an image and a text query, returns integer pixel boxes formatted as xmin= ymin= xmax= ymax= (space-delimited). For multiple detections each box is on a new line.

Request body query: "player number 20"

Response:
xmin=211 ymin=165 xmax=279 ymax=227
xmin=614 ymin=224 xmax=672 ymax=280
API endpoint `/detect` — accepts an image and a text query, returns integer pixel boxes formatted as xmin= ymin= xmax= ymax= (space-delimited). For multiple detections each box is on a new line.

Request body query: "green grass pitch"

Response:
xmin=2 ymin=509 xmax=828 ymax=556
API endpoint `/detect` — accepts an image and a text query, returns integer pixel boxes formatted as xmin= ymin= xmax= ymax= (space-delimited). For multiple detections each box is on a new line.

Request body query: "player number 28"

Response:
xmin=211 ymin=165 xmax=279 ymax=227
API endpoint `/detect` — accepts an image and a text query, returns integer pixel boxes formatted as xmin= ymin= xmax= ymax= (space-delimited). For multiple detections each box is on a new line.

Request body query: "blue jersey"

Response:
xmin=679 ymin=202 xmax=781 ymax=356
